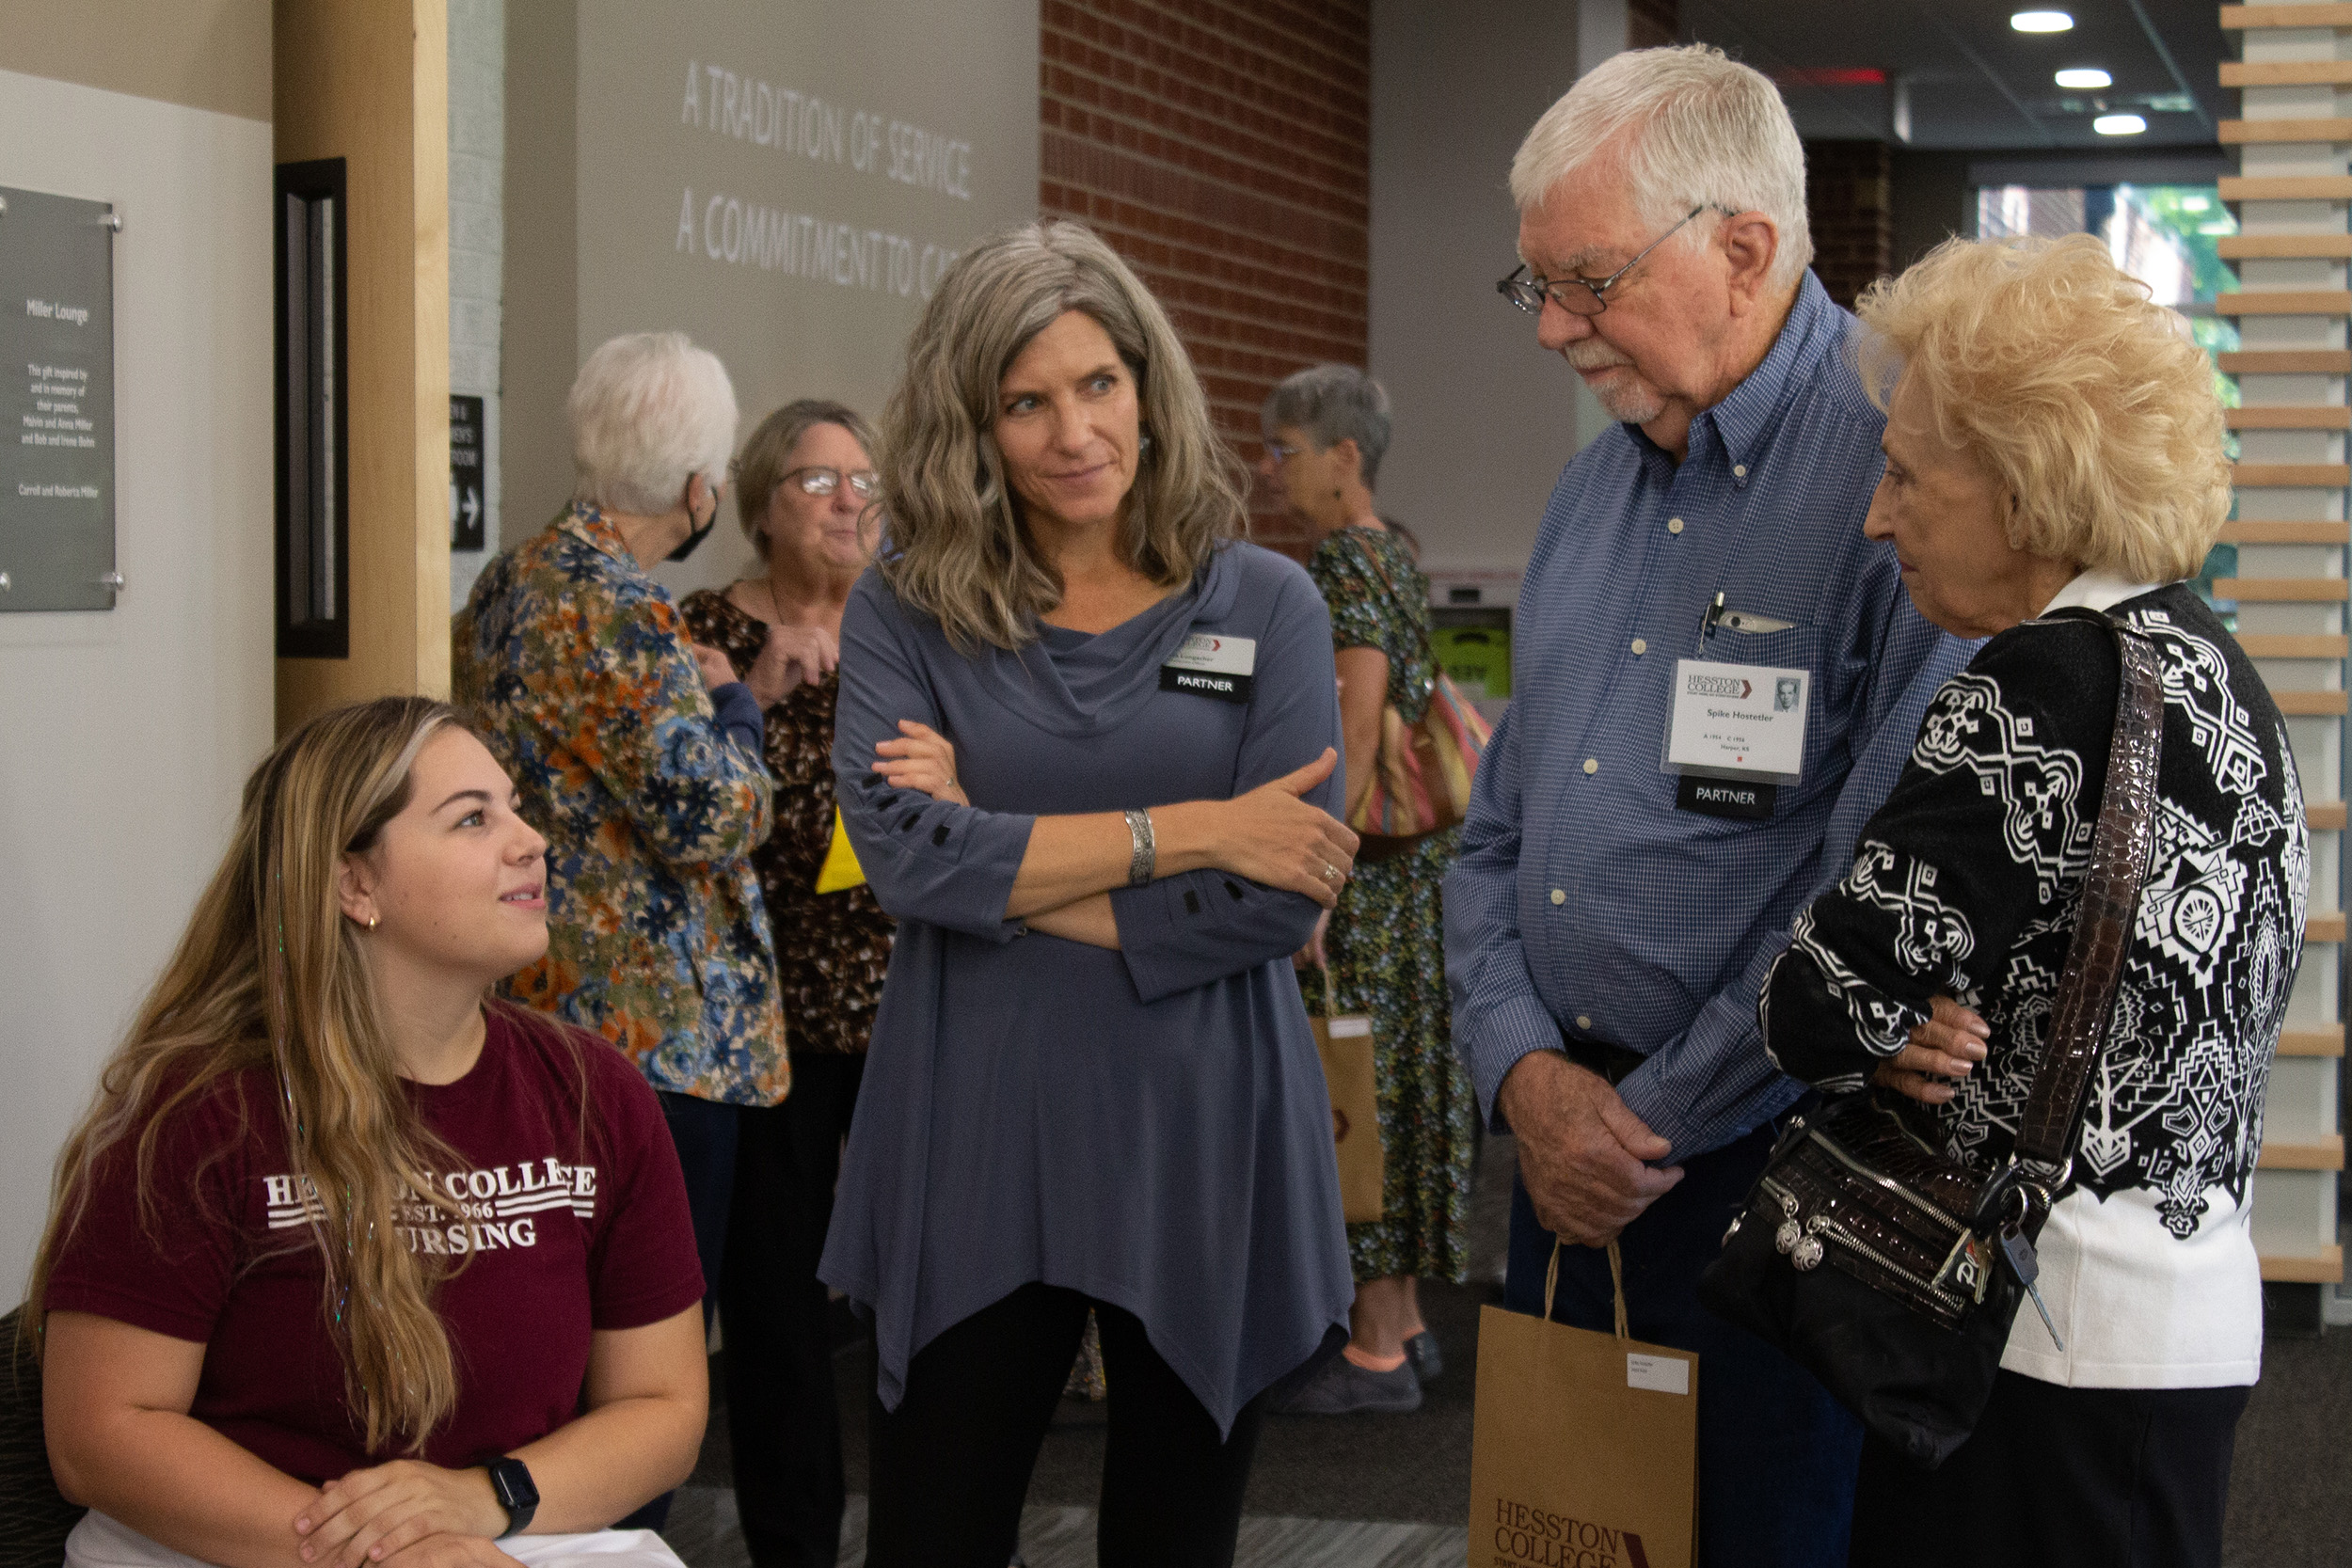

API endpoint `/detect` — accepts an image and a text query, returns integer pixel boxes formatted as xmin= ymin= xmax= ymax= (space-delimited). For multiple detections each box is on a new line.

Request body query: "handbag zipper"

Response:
xmin=1813 ymin=1212 xmax=1967 ymax=1310
xmin=1803 ymin=1130 xmax=1968 ymax=1239
xmin=1758 ymin=1176 xmax=1973 ymax=1317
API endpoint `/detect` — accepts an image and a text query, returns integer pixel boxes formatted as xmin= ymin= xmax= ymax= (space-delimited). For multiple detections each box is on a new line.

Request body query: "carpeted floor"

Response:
xmin=678 ymin=1133 xmax=2352 ymax=1566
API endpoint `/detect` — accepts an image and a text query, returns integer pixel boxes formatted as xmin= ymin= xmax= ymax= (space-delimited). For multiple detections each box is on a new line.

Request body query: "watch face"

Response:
xmin=491 ymin=1457 xmax=538 ymax=1509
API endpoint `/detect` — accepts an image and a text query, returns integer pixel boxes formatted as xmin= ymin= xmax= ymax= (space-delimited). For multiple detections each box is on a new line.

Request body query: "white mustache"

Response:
xmin=1565 ymin=345 xmax=1632 ymax=372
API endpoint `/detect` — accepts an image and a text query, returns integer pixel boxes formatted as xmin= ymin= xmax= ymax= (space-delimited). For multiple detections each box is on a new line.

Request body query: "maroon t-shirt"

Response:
xmin=44 ymin=1007 xmax=704 ymax=1482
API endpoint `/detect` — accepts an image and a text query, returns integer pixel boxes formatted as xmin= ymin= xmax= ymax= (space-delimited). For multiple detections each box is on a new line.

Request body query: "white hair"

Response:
xmin=1510 ymin=44 xmax=1813 ymax=290
xmin=569 ymin=331 xmax=739 ymax=516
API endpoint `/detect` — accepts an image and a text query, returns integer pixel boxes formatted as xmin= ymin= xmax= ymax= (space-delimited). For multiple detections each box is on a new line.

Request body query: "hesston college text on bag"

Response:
xmin=1489 ymin=1500 xmax=1655 ymax=1568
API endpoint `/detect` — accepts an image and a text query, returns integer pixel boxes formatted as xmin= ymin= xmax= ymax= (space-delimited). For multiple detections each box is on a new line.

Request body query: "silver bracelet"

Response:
xmin=1124 ymin=808 xmax=1156 ymax=886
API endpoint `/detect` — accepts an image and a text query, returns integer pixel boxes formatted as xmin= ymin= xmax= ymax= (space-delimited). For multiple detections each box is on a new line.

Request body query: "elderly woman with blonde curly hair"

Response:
xmin=1759 ymin=233 xmax=2307 ymax=1568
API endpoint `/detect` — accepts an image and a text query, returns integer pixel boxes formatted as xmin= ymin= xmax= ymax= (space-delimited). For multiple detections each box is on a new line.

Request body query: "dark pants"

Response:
xmin=659 ymin=1088 xmax=746 ymax=1318
xmin=866 ymin=1284 xmax=1270 ymax=1568
xmin=1851 ymin=1371 xmax=2249 ymax=1568
xmin=1506 ymin=1120 xmax=1865 ymax=1568
xmin=723 ymin=1052 xmax=866 ymax=1568
xmin=617 ymin=1090 xmax=749 ymax=1535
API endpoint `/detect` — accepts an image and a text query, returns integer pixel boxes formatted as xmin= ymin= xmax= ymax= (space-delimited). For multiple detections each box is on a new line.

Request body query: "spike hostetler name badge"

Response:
xmin=1160 ymin=632 xmax=1256 ymax=704
xmin=1664 ymin=657 xmax=1808 ymax=819
xmin=1664 ymin=657 xmax=1808 ymax=779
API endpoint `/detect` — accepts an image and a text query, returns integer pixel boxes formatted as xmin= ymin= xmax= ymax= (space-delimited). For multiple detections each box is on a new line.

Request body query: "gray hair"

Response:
xmin=1510 ymin=44 xmax=1813 ymax=290
xmin=568 ymin=331 xmax=739 ymax=517
xmin=1261 ymin=364 xmax=1392 ymax=489
xmin=877 ymin=220 xmax=1246 ymax=654
xmin=735 ymin=399 xmax=879 ymax=559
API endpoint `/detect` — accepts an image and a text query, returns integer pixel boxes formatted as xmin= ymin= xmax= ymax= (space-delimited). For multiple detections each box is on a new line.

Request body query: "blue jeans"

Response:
xmin=1505 ymin=1119 xmax=1864 ymax=1568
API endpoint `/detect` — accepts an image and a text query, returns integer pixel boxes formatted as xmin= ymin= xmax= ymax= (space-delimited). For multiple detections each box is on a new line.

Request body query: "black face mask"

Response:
xmin=665 ymin=495 xmax=718 ymax=563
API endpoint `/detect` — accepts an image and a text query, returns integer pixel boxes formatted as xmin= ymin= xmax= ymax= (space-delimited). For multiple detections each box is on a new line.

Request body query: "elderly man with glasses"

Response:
xmin=1446 ymin=46 xmax=1971 ymax=1565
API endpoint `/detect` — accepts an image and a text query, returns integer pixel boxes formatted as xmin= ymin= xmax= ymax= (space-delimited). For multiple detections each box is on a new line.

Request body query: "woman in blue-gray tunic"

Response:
xmin=819 ymin=221 xmax=1361 ymax=1568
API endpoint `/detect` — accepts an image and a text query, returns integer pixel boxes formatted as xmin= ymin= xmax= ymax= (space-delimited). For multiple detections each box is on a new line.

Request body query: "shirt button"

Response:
xmin=1667 ymin=517 xmax=1685 ymax=534
xmin=1630 ymin=638 xmax=1647 ymax=656
xmin=1549 ymin=888 xmax=1566 ymax=906
xmin=1576 ymin=1015 xmax=1594 ymax=1031
xmin=1733 ymin=464 xmax=1749 ymax=479
xmin=1582 ymin=757 xmax=1599 ymax=775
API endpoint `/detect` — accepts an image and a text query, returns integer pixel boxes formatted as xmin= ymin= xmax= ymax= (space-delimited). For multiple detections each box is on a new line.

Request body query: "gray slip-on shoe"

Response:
xmin=1404 ymin=1328 xmax=1443 ymax=1384
xmin=1271 ymin=1351 xmax=1422 ymax=1416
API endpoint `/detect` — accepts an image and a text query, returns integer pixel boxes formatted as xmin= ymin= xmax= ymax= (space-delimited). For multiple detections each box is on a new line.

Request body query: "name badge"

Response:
xmin=1161 ymin=632 xmax=1256 ymax=704
xmin=1664 ymin=657 xmax=1809 ymax=781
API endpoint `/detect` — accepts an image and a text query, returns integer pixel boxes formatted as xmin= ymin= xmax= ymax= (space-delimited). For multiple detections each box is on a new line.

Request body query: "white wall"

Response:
xmin=1367 ymin=0 xmax=1595 ymax=577
xmin=449 ymin=0 xmax=504 ymax=608
xmin=0 ymin=70 xmax=275 ymax=1304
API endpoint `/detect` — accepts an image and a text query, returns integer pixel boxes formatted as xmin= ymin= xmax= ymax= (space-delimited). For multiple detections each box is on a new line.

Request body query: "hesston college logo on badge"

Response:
xmin=1684 ymin=672 xmax=1750 ymax=700
xmin=1490 ymin=1500 xmax=1651 ymax=1567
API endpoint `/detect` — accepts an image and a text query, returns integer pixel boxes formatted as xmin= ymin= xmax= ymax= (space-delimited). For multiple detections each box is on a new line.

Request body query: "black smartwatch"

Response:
xmin=485 ymin=1457 xmax=538 ymax=1538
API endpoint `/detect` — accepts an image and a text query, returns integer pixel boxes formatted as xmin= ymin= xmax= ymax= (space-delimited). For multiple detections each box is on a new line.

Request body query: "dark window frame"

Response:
xmin=276 ymin=157 xmax=350 ymax=658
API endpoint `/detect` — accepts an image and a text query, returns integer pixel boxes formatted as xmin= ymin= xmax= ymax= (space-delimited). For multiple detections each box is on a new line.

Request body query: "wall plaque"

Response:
xmin=0 ymin=184 xmax=118 ymax=611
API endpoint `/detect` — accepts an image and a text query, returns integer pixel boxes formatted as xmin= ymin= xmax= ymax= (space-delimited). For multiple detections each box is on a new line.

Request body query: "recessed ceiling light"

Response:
xmin=2094 ymin=113 xmax=2147 ymax=135
xmin=2055 ymin=68 xmax=2112 ymax=89
xmin=2011 ymin=10 xmax=2075 ymax=31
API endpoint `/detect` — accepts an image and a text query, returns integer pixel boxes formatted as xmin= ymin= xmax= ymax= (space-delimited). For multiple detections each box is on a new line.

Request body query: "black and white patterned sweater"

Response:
xmin=1764 ymin=574 xmax=2308 ymax=1389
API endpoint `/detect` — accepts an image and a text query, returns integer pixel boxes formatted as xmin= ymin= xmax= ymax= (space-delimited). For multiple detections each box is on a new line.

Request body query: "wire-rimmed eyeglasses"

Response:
xmin=1497 ymin=205 xmax=1724 ymax=318
xmin=782 ymin=466 xmax=881 ymax=500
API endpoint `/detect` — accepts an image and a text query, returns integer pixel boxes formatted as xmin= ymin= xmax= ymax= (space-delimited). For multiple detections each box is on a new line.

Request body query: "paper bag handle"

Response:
xmin=1540 ymin=1237 xmax=1631 ymax=1340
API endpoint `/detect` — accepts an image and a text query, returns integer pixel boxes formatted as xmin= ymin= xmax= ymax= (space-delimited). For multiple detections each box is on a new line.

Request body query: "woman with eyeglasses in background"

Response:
xmin=677 ymin=402 xmax=891 ymax=1568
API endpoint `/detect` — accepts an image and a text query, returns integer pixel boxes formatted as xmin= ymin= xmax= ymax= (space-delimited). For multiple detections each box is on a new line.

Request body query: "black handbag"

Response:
xmin=1697 ymin=615 xmax=2164 ymax=1470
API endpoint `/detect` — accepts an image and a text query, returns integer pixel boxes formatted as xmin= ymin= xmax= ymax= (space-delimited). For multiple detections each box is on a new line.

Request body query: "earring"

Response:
xmin=1138 ymin=432 xmax=1154 ymax=456
xmin=366 ymin=913 xmax=379 ymax=931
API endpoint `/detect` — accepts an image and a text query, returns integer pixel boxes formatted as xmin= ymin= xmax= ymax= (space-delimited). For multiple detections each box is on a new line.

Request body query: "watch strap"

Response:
xmin=485 ymin=1456 xmax=538 ymax=1538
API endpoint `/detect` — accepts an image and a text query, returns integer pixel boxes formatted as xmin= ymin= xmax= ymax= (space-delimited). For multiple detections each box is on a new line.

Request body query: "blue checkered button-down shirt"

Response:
xmin=1444 ymin=273 xmax=1975 ymax=1161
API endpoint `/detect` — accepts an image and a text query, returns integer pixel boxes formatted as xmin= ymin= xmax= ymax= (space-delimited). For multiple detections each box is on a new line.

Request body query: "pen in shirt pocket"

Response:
xmin=1698 ymin=592 xmax=1799 ymax=645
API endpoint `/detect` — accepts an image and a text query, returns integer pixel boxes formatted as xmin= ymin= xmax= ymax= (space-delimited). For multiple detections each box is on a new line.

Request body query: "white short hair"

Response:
xmin=1510 ymin=44 xmax=1813 ymax=290
xmin=569 ymin=331 xmax=739 ymax=517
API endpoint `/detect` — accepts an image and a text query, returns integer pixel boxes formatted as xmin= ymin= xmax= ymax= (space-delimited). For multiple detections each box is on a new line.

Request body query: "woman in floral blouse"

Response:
xmin=680 ymin=400 xmax=893 ymax=1568
xmin=453 ymin=331 xmax=824 ymax=1527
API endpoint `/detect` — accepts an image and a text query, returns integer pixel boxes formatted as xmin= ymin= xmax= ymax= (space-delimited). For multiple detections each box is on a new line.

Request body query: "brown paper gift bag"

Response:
xmin=1307 ymin=964 xmax=1384 ymax=1224
xmin=1468 ymin=1241 xmax=1699 ymax=1568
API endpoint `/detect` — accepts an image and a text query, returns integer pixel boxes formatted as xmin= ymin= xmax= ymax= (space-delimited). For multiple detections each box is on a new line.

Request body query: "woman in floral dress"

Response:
xmin=1260 ymin=365 xmax=1475 ymax=1416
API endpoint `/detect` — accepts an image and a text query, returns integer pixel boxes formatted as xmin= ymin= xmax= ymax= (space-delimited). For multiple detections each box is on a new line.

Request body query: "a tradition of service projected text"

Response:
xmin=673 ymin=55 xmax=980 ymax=299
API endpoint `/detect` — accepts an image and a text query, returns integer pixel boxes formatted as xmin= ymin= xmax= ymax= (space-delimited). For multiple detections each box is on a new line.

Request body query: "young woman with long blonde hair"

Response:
xmin=31 ymin=697 xmax=707 ymax=1568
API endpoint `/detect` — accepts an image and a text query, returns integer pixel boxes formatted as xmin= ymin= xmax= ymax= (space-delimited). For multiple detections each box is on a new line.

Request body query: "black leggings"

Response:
xmin=866 ymin=1283 xmax=1269 ymax=1568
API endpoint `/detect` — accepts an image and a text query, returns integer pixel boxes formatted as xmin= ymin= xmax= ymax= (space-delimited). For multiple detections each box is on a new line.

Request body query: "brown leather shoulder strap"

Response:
xmin=2014 ymin=617 xmax=2165 ymax=1168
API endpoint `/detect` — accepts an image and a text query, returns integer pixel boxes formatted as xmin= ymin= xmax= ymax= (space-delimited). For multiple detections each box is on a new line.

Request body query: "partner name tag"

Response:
xmin=1665 ymin=658 xmax=1808 ymax=781
xmin=1160 ymin=632 xmax=1256 ymax=704
xmin=1675 ymin=773 xmax=1777 ymax=820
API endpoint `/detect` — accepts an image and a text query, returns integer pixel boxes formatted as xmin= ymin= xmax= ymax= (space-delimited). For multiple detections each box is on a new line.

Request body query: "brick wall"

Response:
xmin=1804 ymin=137 xmax=1892 ymax=309
xmin=1040 ymin=0 xmax=1371 ymax=559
